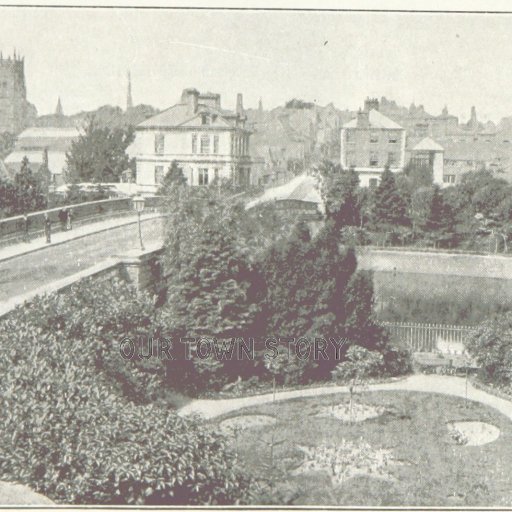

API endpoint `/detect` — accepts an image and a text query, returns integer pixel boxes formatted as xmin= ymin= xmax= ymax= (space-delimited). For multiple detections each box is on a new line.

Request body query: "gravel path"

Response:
xmin=178 ymin=374 xmax=512 ymax=420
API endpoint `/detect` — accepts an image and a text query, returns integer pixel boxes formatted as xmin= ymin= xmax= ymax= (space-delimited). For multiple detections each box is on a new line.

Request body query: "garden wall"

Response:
xmin=356 ymin=248 xmax=512 ymax=280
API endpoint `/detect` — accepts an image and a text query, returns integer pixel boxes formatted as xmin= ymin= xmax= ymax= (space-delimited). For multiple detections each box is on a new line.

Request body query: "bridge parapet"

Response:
xmin=0 ymin=196 xmax=165 ymax=247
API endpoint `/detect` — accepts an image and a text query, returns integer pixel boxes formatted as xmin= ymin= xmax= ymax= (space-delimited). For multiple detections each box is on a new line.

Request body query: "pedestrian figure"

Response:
xmin=58 ymin=208 xmax=67 ymax=231
xmin=22 ymin=213 xmax=30 ymax=243
xmin=66 ymin=208 xmax=73 ymax=230
xmin=44 ymin=213 xmax=51 ymax=243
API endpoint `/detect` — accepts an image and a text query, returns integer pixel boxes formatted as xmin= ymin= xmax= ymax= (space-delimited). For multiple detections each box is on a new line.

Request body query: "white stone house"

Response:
xmin=128 ymin=88 xmax=254 ymax=192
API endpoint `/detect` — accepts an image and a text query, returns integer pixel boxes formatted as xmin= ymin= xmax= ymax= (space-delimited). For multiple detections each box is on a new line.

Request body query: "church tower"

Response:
xmin=0 ymin=51 xmax=29 ymax=133
xmin=126 ymin=71 xmax=133 ymax=111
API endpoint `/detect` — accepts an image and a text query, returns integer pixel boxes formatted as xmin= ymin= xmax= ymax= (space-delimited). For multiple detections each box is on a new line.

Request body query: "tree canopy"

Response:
xmin=65 ymin=117 xmax=135 ymax=183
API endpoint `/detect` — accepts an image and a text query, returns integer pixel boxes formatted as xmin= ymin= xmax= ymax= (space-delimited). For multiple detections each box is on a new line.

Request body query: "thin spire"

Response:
xmin=55 ymin=97 xmax=63 ymax=116
xmin=126 ymin=71 xmax=133 ymax=110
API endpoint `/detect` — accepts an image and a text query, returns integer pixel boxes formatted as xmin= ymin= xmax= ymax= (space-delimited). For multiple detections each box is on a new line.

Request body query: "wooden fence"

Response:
xmin=380 ymin=321 xmax=476 ymax=353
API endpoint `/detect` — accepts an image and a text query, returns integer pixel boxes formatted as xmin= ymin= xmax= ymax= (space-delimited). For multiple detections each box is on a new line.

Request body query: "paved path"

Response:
xmin=178 ymin=374 xmax=512 ymax=421
xmin=0 ymin=214 xmax=165 ymax=306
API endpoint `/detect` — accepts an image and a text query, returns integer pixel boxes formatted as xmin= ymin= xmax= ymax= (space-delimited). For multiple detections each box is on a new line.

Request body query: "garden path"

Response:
xmin=178 ymin=374 xmax=512 ymax=420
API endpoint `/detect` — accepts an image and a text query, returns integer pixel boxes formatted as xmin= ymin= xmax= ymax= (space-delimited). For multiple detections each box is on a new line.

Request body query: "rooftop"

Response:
xmin=137 ymin=90 xmax=245 ymax=130
xmin=343 ymin=109 xmax=404 ymax=130
xmin=412 ymin=137 xmax=445 ymax=152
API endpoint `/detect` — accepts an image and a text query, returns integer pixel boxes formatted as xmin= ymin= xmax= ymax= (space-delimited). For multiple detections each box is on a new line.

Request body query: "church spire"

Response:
xmin=126 ymin=71 xmax=133 ymax=110
xmin=55 ymin=97 xmax=63 ymax=116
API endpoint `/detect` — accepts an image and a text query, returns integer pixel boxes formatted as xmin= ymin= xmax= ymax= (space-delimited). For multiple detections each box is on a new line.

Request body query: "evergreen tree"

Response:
xmin=413 ymin=185 xmax=455 ymax=246
xmin=11 ymin=157 xmax=47 ymax=214
xmin=321 ymin=162 xmax=361 ymax=227
xmin=370 ymin=166 xmax=410 ymax=231
xmin=158 ymin=161 xmax=188 ymax=195
xmin=163 ymin=188 xmax=261 ymax=339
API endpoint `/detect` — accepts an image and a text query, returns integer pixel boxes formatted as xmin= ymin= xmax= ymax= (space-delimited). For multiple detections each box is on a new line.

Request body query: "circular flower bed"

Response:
xmin=219 ymin=414 xmax=276 ymax=434
xmin=447 ymin=421 xmax=500 ymax=446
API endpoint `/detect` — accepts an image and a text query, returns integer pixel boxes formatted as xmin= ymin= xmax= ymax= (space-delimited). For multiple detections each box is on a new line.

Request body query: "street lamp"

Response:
xmin=132 ymin=195 xmax=145 ymax=251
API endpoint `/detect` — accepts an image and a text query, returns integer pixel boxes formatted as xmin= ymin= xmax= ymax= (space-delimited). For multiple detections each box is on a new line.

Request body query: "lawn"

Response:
xmin=214 ymin=391 xmax=512 ymax=506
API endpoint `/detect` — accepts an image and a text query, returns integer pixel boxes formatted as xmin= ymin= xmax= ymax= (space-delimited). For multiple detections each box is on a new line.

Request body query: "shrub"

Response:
xmin=0 ymin=280 xmax=251 ymax=505
xmin=0 ymin=277 xmax=167 ymax=403
xmin=464 ymin=312 xmax=512 ymax=387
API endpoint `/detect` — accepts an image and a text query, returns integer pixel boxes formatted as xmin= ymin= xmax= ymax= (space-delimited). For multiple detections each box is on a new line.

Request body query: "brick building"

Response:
xmin=340 ymin=98 xmax=406 ymax=187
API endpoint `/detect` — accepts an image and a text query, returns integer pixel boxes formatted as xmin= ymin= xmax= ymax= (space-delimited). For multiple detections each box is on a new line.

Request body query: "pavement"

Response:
xmin=0 ymin=213 xmax=165 ymax=311
xmin=0 ymin=211 xmax=164 ymax=264
xmin=178 ymin=374 xmax=512 ymax=421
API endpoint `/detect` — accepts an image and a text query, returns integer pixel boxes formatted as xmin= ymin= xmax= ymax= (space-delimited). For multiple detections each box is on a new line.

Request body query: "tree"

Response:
xmin=163 ymin=189 xmax=261 ymax=339
xmin=411 ymin=185 xmax=455 ymax=246
xmin=320 ymin=161 xmax=360 ymax=228
xmin=0 ymin=178 xmax=16 ymax=217
xmin=0 ymin=131 xmax=15 ymax=160
xmin=65 ymin=117 xmax=135 ymax=183
xmin=158 ymin=161 xmax=188 ymax=195
xmin=331 ymin=345 xmax=383 ymax=422
xmin=11 ymin=157 xmax=47 ymax=214
xmin=464 ymin=312 xmax=512 ymax=388
xmin=370 ymin=166 xmax=410 ymax=232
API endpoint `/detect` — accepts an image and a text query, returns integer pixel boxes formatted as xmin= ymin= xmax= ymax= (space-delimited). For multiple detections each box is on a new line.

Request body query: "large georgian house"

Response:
xmin=128 ymin=88 xmax=253 ymax=192
xmin=340 ymin=98 xmax=406 ymax=187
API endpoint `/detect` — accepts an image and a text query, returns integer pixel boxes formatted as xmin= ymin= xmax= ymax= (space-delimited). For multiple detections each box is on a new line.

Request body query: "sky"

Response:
xmin=2 ymin=7 xmax=512 ymax=123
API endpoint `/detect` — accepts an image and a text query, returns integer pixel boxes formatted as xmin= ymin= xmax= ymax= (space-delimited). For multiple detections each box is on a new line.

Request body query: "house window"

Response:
xmin=369 ymin=178 xmax=379 ymax=188
xmin=214 ymin=168 xmax=219 ymax=181
xmin=369 ymin=152 xmax=379 ymax=167
xmin=346 ymin=130 xmax=354 ymax=143
xmin=213 ymin=135 xmax=219 ymax=154
xmin=198 ymin=168 xmax=209 ymax=185
xmin=154 ymin=165 xmax=164 ymax=184
xmin=200 ymin=134 xmax=210 ymax=154
xmin=192 ymin=133 xmax=198 ymax=154
xmin=370 ymin=132 xmax=379 ymax=144
xmin=388 ymin=133 xmax=398 ymax=144
xmin=201 ymin=114 xmax=208 ymax=125
xmin=443 ymin=174 xmax=456 ymax=184
xmin=388 ymin=152 xmax=397 ymax=167
xmin=154 ymin=133 xmax=165 ymax=154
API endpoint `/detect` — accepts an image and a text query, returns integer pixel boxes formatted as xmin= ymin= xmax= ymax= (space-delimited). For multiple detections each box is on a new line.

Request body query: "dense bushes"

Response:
xmin=0 ymin=279 xmax=251 ymax=505
xmin=464 ymin=312 xmax=512 ymax=388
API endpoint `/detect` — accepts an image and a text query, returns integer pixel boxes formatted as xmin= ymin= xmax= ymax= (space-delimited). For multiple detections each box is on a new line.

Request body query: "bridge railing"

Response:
xmin=0 ymin=196 xmax=165 ymax=248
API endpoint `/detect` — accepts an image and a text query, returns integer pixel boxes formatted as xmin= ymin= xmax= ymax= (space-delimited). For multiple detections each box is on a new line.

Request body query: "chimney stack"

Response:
xmin=364 ymin=97 xmax=379 ymax=112
xmin=356 ymin=109 xmax=370 ymax=129
xmin=181 ymin=88 xmax=199 ymax=115
xmin=236 ymin=93 xmax=244 ymax=117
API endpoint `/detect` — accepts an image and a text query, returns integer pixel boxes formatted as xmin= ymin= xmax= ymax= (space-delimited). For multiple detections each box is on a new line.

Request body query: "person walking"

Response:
xmin=66 ymin=208 xmax=73 ymax=230
xmin=22 ymin=213 xmax=30 ymax=243
xmin=58 ymin=208 xmax=67 ymax=231
xmin=44 ymin=213 xmax=51 ymax=243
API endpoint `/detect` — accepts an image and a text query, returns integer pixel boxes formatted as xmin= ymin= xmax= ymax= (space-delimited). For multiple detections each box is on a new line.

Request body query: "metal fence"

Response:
xmin=381 ymin=321 xmax=476 ymax=353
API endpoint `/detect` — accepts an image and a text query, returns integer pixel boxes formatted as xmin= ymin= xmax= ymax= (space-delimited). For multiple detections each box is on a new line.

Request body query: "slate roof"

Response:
xmin=138 ymin=102 xmax=241 ymax=129
xmin=412 ymin=137 xmax=444 ymax=152
xmin=12 ymin=127 xmax=79 ymax=152
xmin=343 ymin=109 xmax=404 ymax=130
xmin=245 ymin=174 xmax=322 ymax=209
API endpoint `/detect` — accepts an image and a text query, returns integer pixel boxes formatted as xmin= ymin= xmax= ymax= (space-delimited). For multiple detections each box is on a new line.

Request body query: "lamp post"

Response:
xmin=132 ymin=195 xmax=145 ymax=251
